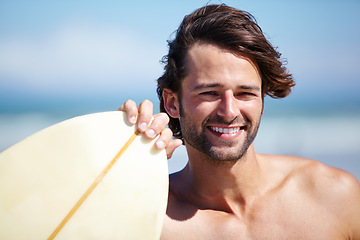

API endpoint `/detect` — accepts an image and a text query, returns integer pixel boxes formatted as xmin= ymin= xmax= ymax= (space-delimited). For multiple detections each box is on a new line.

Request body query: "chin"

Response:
xmin=206 ymin=146 xmax=248 ymax=163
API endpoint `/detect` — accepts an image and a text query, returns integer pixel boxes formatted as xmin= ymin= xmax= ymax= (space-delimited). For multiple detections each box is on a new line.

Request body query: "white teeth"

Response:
xmin=210 ymin=126 xmax=241 ymax=134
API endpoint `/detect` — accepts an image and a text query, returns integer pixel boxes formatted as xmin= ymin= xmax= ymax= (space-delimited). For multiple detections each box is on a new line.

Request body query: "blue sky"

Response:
xmin=0 ymin=0 xmax=359 ymax=114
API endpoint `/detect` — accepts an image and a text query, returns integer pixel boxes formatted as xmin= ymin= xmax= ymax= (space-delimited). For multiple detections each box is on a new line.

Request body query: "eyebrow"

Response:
xmin=238 ymin=85 xmax=261 ymax=91
xmin=193 ymin=83 xmax=260 ymax=91
xmin=193 ymin=83 xmax=222 ymax=90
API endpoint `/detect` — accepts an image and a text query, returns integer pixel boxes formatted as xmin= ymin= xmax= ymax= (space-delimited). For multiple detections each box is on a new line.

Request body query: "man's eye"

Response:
xmin=200 ymin=91 xmax=217 ymax=96
xmin=237 ymin=92 xmax=255 ymax=96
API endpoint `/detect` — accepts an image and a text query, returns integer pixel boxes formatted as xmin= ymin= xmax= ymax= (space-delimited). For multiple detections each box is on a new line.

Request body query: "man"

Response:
xmin=120 ymin=4 xmax=360 ymax=239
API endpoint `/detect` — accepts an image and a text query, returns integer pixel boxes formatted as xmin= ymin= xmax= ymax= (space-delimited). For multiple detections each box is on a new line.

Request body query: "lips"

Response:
xmin=206 ymin=125 xmax=245 ymax=142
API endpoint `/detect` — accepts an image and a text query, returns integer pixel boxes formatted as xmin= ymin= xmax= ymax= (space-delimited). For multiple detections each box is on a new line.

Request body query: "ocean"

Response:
xmin=1 ymin=107 xmax=359 ymax=181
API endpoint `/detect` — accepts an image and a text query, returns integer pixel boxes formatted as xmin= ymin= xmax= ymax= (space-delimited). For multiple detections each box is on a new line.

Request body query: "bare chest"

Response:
xmin=161 ymin=199 xmax=345 ymax=240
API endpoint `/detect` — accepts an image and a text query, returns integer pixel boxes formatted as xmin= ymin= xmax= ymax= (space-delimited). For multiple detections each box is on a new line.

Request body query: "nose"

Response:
xmin=217 ymin=91 xmax=240 ymax=122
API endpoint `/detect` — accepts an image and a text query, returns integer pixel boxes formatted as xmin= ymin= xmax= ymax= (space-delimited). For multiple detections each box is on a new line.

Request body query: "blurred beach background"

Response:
xmin=0 ymin=0 xmax=359 ymax=180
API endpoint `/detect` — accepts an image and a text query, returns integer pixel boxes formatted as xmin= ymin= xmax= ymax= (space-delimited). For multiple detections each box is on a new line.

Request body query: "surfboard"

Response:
xmin=0 ymin=111 xmax=169 ymax=240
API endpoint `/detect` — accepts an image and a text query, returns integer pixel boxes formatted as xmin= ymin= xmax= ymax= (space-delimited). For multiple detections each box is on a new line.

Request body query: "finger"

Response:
xmin=144 ymin=113 xmax=169 ymax=139
xmin=118 ymin=99 xmax=138 ymax=125
xmin=166 ymin=139 xmax=183 ymax=159
xmin=154 ymin=128 xmax=173 ymax=150
xmin=137 ymin=100 xmax=154 ymax=132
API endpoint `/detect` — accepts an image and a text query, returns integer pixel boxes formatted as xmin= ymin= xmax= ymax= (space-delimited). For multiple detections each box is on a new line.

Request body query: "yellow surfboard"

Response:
xmin=0 ymin=111 xmax=168 ymax=239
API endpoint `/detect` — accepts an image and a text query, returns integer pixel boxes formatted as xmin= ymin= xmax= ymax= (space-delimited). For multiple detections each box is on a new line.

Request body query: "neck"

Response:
xmin=172 ymin=144 xmax=268 ymax=214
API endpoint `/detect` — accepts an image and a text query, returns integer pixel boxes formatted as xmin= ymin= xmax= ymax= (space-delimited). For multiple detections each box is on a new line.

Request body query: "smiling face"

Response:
xmin=165 ymin=42 xmax=263 ymax=162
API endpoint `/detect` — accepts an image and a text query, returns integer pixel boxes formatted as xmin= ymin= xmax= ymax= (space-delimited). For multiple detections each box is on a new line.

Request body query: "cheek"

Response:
xmin=241 ymin=101 xmax=263 ymax=119
xmin=182 ymin=97 xmax=215 ymax=115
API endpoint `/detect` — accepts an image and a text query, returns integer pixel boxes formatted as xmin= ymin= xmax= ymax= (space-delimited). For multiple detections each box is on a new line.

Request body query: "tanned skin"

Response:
xmin=121 ymin=43 xmax=360 ymax=239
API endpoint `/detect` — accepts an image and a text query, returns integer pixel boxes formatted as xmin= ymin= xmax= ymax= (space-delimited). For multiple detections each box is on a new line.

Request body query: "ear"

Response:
xmin=162 ymin=89 xmax=180 ymax=118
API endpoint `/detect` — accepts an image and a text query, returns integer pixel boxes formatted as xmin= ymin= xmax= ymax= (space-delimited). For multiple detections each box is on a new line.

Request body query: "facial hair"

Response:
xmin=179 ymin=103 xmax=261 ymax=163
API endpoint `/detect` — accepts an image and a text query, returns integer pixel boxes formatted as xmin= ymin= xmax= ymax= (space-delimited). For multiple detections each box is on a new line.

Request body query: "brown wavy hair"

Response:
xmin=157 ymin=4 xmax=295 ymax=139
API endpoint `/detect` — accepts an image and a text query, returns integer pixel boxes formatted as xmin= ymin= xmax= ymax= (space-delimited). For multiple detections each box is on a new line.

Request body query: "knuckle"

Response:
xmin=119 ymin=99 xmax=135 ymax=111
xmin=162 ymin=128 xmax=173 ymax=137
xmin=124 ymin=100 xmax=137 ymax=110
xmin=138 ymin=100 xmax=152 ymax=110
xmin=125 ymin=99 xmax=135 ymax=106
xmin=142 ymin=99 xmax=153 ymax=108
xmin=157 ymin=112 xmax=170 ymax=123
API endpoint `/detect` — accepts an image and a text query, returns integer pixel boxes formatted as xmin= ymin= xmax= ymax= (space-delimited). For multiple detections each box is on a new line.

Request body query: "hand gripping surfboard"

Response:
xmin=0 ymin=111 xmax=168 ymax=239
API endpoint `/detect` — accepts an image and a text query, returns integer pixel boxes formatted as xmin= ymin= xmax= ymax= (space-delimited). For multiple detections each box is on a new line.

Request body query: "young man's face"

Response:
xmin=177 ymin=43 xmax=263 ymax=162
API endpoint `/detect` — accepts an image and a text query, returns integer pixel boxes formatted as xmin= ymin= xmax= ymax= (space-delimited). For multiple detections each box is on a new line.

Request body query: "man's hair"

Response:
xmin=157 ymin=4 xmax=295 ymax=139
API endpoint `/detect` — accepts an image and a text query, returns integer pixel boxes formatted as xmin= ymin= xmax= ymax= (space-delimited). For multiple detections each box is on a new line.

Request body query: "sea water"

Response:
xmin=1 ymin=111 xmax=359 ymax=180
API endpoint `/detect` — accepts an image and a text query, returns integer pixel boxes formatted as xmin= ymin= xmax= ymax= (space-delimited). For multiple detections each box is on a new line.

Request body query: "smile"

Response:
xmin=209 ymin=126 xmax=242 ymax=134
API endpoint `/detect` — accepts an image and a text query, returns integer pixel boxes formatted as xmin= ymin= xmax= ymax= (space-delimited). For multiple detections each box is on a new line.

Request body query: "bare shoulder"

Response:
xmin=265 ymin=153 xmax=360 ymax=199
xmin=294 ymin=155 xmax=360 ymax=238
xmin=260 ymin=153 xmax=359 ymax=187
xmin=260 ymin=153 xmax=360 ymax=237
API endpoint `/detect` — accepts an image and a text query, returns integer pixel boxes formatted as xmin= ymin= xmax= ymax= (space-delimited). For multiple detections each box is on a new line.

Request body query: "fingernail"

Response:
xmin=156 ymin=140 xmax=166 ymax=149
xmin=138 ymin=122 xmax=147 ymax=132
xmin=129 ymin=116 xmax=136 ymax=124
xmin=146 ymin=129 xmax=156 ymax=138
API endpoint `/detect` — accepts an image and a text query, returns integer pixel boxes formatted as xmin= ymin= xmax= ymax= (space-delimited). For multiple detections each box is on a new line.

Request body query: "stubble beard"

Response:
xmin=179 ymin=104 xmax=261 ymax=164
